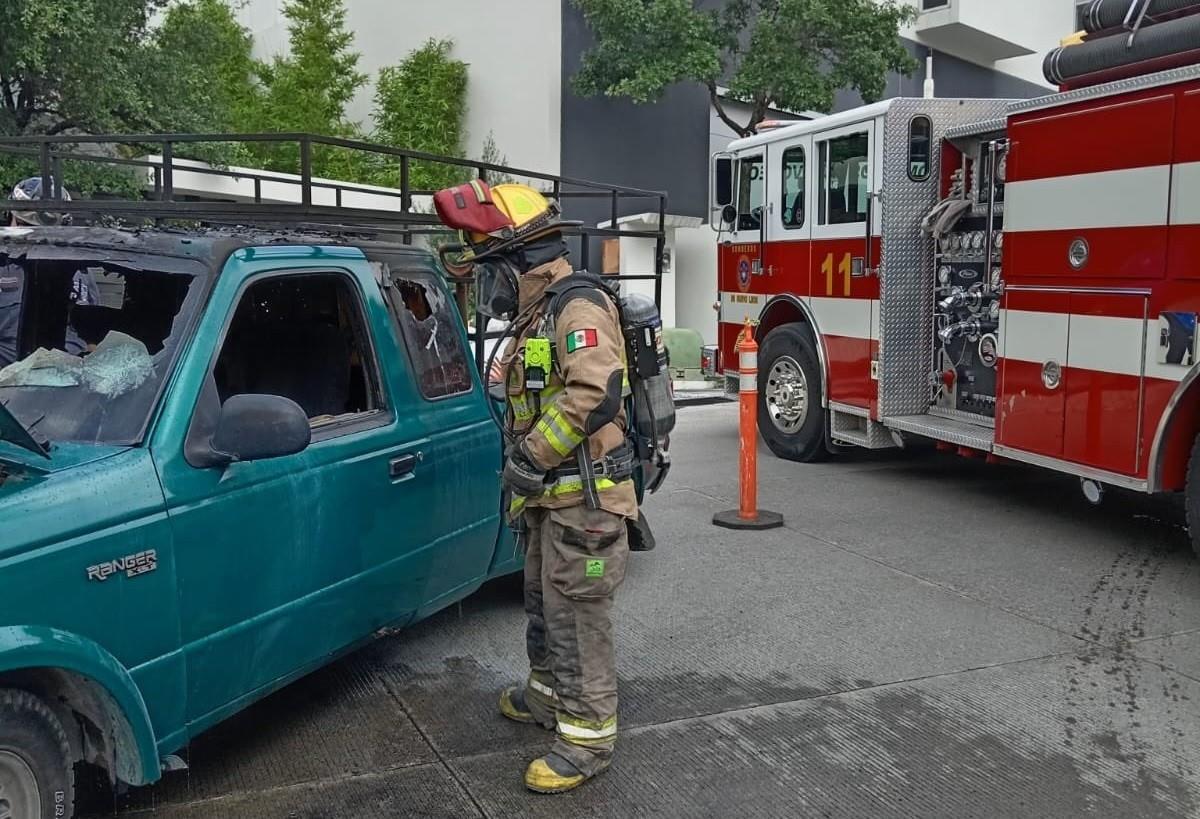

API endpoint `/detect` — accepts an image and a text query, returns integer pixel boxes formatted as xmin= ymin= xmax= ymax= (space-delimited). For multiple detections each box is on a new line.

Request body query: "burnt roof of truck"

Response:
xmin=0 ymin=225 xmax=434 ymax=273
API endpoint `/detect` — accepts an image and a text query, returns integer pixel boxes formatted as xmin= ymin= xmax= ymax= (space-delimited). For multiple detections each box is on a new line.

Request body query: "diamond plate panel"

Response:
xmin=1008 ymin=63 xmax=1200 ymax=116
xmin=830 ymin=406 xmax=897 ymax=450
xmin=876 ymin=98 xmax=1011 ymax=418
xmin=884 ymin=413 xmax=995 ymax=451
xmin=944 ymin=118 xmax=1007 ymax=142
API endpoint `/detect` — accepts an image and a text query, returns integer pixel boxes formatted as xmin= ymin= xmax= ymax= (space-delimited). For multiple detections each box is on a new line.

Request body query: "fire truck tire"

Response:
xmin=757 ymin=325 xmax=829 ymax=463
xmin=1185 ymin=433 xmax=1200 ymax=557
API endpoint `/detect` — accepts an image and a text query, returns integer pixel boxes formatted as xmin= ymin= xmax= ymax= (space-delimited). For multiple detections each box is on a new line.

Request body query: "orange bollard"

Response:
xmin=714 ymin=318 xmax=784 ymax=531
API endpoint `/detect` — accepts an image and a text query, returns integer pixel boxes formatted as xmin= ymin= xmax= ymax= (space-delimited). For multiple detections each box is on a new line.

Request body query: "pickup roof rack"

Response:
xmin=0 ymin=132 xmax=668 ymax=371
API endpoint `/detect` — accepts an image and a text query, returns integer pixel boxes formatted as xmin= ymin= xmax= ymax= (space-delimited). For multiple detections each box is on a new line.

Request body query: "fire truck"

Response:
xmin=706 ymin=2 xmax=1200 ymax=552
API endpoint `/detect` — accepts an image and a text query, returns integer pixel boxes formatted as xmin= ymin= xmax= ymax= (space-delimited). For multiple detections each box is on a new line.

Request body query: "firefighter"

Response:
xmin=434 ymin=181 xmax=636 ymax=794
xmin=0 ymin=177 xmax=99 ymax=367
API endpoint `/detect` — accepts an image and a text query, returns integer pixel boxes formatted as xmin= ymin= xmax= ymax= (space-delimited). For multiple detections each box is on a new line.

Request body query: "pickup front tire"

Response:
xmin=757 ymin=325 xmax=829 ymax=463
xmin=0 ymin=689 xmax=75 ymax=819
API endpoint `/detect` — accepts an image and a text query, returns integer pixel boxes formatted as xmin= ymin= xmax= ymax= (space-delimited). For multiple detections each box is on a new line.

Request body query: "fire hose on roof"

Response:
xmin=1044 ymin=11 xmax=1200 ymax=87
xmin=1078 ymin=0 xmax=1200 ymax=33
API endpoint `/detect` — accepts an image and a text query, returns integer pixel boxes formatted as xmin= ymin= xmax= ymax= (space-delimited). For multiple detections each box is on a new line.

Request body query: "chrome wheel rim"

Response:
xmin=765 ymin=355 xmax=809 ymax=433
xmin=0 ymin=750 xmax=40 ymax=819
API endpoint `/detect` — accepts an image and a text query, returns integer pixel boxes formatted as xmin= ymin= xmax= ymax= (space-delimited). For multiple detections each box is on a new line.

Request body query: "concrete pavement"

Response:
xmin=95 ymin=402 xmax=1200 ymax=818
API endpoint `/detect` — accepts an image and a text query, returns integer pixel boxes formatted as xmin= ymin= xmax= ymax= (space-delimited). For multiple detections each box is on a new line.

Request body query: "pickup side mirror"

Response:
xmin=202 ymin=394 xmax=311 ymax=467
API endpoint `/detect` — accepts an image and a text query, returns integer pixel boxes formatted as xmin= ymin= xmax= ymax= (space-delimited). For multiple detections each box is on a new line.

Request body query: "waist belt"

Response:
xmin=547 ymin=443 xmax=636 ymax=484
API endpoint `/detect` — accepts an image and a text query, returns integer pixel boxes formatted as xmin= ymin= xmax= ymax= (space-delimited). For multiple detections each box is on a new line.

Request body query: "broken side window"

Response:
xmin=388 ymin=271 xmax=473 ymax=400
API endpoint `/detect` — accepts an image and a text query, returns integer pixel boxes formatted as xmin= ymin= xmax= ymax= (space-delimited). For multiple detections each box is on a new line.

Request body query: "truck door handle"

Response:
xmin=389 ymin=452 xmax=421 ymax=479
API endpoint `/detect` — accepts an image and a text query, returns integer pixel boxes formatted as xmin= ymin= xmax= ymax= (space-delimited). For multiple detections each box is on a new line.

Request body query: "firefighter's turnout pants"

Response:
xmin=521 ymin=506 xmax=629 ymax=773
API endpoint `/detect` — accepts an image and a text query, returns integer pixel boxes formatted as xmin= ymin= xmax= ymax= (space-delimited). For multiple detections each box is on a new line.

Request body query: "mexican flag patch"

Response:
xmin=566 ymin=328 xmax=598 ymax=353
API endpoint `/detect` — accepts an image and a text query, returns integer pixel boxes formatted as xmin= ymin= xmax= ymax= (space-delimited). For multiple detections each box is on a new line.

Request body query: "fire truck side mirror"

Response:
xmin=714 ymin=157 xmax=734 ymax=207
xmin=720 ymin=204 xmax=737 ymax=226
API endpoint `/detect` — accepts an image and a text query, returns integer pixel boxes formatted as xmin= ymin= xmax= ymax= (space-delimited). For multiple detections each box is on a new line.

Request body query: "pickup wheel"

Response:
xmin=0 ymin=689 xmax=75 ymax=819
xmin=1185 ymin=432 xmax=1200 ymax=558
xmin=757 ymin=325 xmax=829 ymax=463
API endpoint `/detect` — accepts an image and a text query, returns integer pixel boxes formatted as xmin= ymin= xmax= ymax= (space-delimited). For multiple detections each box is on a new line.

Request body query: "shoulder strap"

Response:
xmin=543 ymin=272 xmax=620 ymax=322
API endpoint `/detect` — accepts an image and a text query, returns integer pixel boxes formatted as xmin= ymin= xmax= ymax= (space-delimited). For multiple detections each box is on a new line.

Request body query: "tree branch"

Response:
xmin=748 ymin=92 xmax=771 ymax=134
xmin=44 ymin=119 xmax=78 ymax=136
xmin=707 ymin=81 xmax=751 ymax=139
xmin=0 ymin=76 xmax=15 ymax=115
xmin=15 ymin=79 xmax=34 ymax=129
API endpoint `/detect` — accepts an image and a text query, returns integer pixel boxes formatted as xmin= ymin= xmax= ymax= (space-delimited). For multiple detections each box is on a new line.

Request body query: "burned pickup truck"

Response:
xmin=0 ymin=134 xmax=671 ymax=819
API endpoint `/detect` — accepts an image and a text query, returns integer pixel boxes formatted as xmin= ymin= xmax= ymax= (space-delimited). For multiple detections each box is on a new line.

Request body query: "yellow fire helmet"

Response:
xmin=434 ymin=180 xmax=581 ymax=274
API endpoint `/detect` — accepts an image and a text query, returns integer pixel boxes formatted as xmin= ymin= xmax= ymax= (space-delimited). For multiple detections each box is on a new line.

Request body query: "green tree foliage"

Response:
xmin=151 ymin=0 xmax=260 ymax=135
xmin=572 ymin=0 xmax=919 ymax=137
xmin=0 ymin=0 xmax=164 ymax=137
xmin=0 ymin=0 xmax=260 ymax=194
xmin=246 ymin=0 xmax=368 ymax=176
xmin=371 ymin=39 xmax=468 ymax=191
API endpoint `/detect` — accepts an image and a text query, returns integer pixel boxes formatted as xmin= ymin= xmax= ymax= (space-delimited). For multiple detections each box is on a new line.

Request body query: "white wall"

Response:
xmin=674 ymin=226 xmax=718 ymax=344
xmin=237 ymin=0 xmax=562 ymax=174
xmin=895 ymin=0 xmax=1075 ymax=88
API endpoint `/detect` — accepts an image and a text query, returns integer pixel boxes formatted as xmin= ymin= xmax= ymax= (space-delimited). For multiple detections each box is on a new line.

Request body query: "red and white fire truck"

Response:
xmin=705 ymin=4 xmax=1200 ymax=551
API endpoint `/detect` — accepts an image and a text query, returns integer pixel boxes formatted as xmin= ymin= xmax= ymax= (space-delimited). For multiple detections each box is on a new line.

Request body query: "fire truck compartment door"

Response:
xmin=997 ymin=290 xmax=1070 ymax=458
xmin=1006 ymin=93 xmax=1175 ymax=281
xmin=1062 ymin=292 xmax=1147 ymax=475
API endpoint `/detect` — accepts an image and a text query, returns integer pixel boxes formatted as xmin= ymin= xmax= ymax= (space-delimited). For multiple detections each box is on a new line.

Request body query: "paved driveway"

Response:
xmin=97 ymin=403 xmax=1200 ymax=818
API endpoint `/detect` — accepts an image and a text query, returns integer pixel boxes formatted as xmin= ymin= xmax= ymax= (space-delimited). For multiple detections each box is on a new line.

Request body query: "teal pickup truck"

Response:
xmin=0 ymin=225 xmax=656 ymax=818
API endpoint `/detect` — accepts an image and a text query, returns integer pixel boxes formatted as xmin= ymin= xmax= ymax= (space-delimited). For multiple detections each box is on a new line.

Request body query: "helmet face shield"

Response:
xmin=473 ymin=257 xmax=520 ymax=320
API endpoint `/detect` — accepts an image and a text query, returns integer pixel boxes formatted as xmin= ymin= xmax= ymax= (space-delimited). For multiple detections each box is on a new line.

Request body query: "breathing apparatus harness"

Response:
xmin=485 ymin=269 xmax=674 ymax=511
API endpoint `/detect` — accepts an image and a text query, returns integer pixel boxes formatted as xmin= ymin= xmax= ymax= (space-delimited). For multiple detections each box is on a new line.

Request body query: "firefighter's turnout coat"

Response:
xmin=503 ymin=256 xmax=636 ymax=519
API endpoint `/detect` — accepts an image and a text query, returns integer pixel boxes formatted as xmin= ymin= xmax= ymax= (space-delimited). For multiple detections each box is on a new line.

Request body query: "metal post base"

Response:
xmin=712 ymin=509 xmax=785 ymax=530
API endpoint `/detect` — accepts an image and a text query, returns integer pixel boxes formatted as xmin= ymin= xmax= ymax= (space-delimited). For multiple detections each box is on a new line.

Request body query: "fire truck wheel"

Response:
xmin=757 ymin=324 xmax=828 ymax=463
xmin=1185 ymin=433 xmax=1200 ymax=557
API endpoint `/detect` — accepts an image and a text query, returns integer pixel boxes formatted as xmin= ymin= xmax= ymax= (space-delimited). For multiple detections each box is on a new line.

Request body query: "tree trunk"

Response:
xmin=746 ymin=93 xmax=771 ymax=135
xmin=706 ymin=82 xmax=752 ymax=139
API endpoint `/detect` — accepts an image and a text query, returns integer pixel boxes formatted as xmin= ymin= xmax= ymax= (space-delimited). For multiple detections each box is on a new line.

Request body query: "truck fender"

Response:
xmin=0 ymin=625 xmax=160 ymax=786
xmin=1147 ymin=362 xmax=1200 ymax=493
xmin=754 ymin=294 xmax=829 ymax=408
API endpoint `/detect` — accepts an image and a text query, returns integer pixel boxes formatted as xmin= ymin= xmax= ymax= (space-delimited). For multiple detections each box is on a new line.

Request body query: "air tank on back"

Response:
xmin=619 ymin=292 xmax=676 ymax=441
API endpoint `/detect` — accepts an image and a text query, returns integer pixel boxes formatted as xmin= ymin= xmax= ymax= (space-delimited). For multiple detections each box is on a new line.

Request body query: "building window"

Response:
xmin=736 ymin=154 xmax=764 ymax=232
xmin=922 ymin=0 xmax=949 ymax=9
xmin=908 ymin=116 xmax=933 ymax=182
xmin=818 ymin=132 xmax=870 ymax=226
xmin=781 ymin=146 xmax=806 ymax=230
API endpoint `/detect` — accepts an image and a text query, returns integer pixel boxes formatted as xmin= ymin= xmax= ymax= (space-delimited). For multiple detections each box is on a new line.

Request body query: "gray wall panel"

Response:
xmin=560 ymin=2 xmax=712 ymax=234
xmin=833 ymin=39 xmax=1050 ymax=112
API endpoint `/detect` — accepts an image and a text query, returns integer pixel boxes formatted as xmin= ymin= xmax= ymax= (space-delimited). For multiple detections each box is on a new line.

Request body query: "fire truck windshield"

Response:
xmin=736 ymin=154 xmax=764 ymax=231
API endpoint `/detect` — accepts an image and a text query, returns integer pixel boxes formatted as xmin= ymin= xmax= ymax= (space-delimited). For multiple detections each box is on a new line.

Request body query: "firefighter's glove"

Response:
xmin=503 ymin=441 xmax=549 ymax=498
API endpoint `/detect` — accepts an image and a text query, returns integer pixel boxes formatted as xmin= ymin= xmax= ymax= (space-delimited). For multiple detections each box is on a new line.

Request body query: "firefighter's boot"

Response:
xmin=499 ymin=686 xmax=536 ymax=724
xmin=498 ymin=672 xmax=557 ymax=729
xmin=524 ymin=752 xmax=610 ymax=794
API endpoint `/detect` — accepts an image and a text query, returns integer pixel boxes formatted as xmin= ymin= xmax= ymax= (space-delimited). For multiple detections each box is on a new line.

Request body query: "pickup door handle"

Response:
xmin=389 ymin=452 xmax=421 ymax=479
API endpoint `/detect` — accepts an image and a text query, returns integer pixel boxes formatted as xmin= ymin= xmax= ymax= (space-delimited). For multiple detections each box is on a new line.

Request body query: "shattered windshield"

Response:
xmin=0 ymin=256 xmax=200 ymax=446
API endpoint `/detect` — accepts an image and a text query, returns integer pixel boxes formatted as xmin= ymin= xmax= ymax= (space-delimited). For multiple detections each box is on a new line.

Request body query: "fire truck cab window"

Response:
xmin=781 ymin=146 xmax=806 ymax=230
xmin=908 ymin=116 xmax=932 ymax=181
xmin=736 ymin=154 xmax=764 ymax=231
xmin=818 ymin=132 xmax=870 ymax=225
